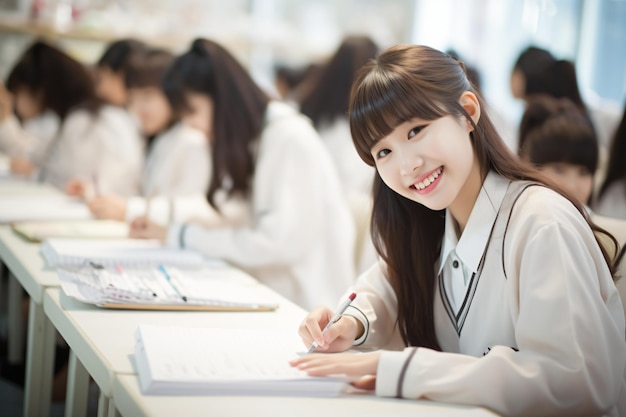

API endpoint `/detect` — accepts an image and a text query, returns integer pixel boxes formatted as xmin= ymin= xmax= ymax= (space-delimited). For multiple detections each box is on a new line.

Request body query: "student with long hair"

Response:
xmin=130 ymin=38 xmax=356 ymax=310
xmin=298 ymin=35 xmax=378 ymax=197
xmin=85 ymin=48 xmax=211 ymax=221
xmin=596 ymin=103 xmax=626 ymax=220
xmin=291 ymin=45 xmax=625 ymax=416
xmin=0 ymin=40 xmax=142 ymax=195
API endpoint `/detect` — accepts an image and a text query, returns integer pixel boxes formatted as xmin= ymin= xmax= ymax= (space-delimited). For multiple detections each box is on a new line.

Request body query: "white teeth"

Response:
xmin=414 ymin=167 xmax=442 ymax=190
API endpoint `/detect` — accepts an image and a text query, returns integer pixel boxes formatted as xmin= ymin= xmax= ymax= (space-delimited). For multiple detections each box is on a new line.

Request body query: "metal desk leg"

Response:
xmin=106 ymin=399 xmax=120 ymax=417
xmin=23 ymin=299 xmax=55 ymax=417
xmin=97 ymin=392 xmax=110 ymax=417
xmin=7 ymin=272 xmax=24 ymax=363
xmin=65 ymin=350 xmax=89 ymax=417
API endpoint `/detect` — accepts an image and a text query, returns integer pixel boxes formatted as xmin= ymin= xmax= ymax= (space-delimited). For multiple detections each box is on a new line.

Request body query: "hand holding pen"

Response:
xmin=300 ymin=293 xmax=359 ymax=354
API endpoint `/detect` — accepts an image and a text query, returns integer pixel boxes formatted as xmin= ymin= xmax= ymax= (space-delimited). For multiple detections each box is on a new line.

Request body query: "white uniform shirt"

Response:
xmin=316 ymin=117 xmax=375 ymax=197
xmin=346 ymin=172 xmax=626 ymax=416
xmin=595 ymin=181 xmax=626 ymax=221
xmin=166 ymin=101 xmax=357 ymax=310
xmin=0 ymin=111 xmax=59 ymax=158
xmin=41 ymin=105 xmax=143 ymax=197
xmin=125 ymin=123 xmax=210 ymax=221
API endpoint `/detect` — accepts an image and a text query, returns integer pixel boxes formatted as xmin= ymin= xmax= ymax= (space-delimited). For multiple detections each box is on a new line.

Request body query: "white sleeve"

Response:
xmin=0 ymin=115 xmax=38 ymax=157
xmin=165 ymin=129 xmax=340 ymax=268
xmin=342 ymin=263 xmax=405 ymax=350
xmin=376 ymin=219 xmax=626 ymax=416
xmin=169 ymin=135 xmax=210 ymax=196
xmin=94 ymin=111 xmax=143 ymax=197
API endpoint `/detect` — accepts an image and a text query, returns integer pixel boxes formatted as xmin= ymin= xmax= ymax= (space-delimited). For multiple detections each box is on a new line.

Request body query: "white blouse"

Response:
xmin=0 ymin=111 xmax=59 ymax=158
xmin=166 ymin=101 xmax=357 ymax=310
xmin=125 ymin=123 xmax=210 ymax=221
xmin=345 ymin=172 xmax=626 ymax=416
xmin=41 ymin=105 xmax=143 ymax=197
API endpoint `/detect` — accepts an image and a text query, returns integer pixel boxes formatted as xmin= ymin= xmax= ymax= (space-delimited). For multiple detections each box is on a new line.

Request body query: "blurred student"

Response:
xmin=86 ymin=48 xmax=210 ymax=221
xmin=298 ymin=36 xmax=378 ymax=197
xmin=291 ymin=44 xmax=625 ymax=416
xmin=596 ymin=103 xmax=626 ymax=220
xmin=94 ymin=38 xmax=146 ymax=107
xmin=129 ymin=38 xmax=356 ymax=310
xmin=520 ymin=95 xmax=626 ymax=314
xmin=0 ymin=40 xmax=142 ymax=195
xmin=518 ymin=95 xmax=598 ymax=206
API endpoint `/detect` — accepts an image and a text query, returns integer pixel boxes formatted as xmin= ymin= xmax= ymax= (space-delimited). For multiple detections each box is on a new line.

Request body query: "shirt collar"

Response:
xmin=438 ymin=171 xmax=511 ymax=275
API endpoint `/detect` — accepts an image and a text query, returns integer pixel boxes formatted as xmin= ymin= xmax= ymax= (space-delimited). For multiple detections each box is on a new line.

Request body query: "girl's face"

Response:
xmin=510 ymin=68 xmax=525 ymax=99
xmin=540 ymin=162 xmax=593 ymax=205
xmin=96 ymin=67 xmax=127 ymax=107
xmin=371 ymin=92 xmax=482 ymax=228
xmin=182 ymin=92 xmax=214 ymax=141
xmin=127 ymin=87 xmax=172 ymax=136
xmin=14 ymin=89 xmax=43 ymax=121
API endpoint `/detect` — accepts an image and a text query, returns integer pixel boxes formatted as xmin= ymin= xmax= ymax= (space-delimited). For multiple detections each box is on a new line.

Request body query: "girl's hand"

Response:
xmin=88 ymin=195 xmax=127 ymax=220
xmin=9 ymin=157 xmax=35 ymax=176
xmin=65 ymin=179 xmax=87 ymax=198
xmin=129 ymin=216 xmax=167 ymax=241
xmin=298 ymin=307 xmax=363 ymax=353
xmin=289 ymin=351 xmax=381 ymax=387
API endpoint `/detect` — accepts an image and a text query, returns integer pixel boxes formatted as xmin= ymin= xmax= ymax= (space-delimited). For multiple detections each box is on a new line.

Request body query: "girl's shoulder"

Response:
xmin=260 ymin=101 xmax=323 ymax=149
xmin=508 ymin=182 xmax=589 ymax=234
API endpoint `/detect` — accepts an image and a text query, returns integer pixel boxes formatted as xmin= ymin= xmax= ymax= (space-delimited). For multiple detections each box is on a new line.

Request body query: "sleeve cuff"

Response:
xmin=376 ymin=348 xmax=418 ymax=398
xmin=166 ymin=223 xmax=184 ymax=248
xmin=344 ymin=304 xmax=369 ymax=346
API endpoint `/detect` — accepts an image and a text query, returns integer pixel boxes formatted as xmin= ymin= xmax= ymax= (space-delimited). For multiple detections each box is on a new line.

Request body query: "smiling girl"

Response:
xmin=291 ymin=45 xmax=626 ymax=416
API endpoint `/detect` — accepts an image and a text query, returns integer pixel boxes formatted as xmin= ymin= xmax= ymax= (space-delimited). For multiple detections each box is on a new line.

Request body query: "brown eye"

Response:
xmin=408 ymin=125 xmax=426 ymax=139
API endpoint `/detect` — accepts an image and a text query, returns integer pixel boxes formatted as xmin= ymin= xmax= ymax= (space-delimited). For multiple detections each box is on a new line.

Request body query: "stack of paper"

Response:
xmin=12 ymin=220 xmax=130 ymax=242
xmin=0 ymin=195 xmax=91 ymax=223
xmin=134 ymin=325 xmax=349 ymax=396
xmin=40 ymin=238 xmax=205 ymax=269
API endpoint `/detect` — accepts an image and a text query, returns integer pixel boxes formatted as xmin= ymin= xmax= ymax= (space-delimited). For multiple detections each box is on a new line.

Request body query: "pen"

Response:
xmin=307 ymin=292 xmax=357 ymax=353
xmin=158 ymin=264 xmax=187 ymax=302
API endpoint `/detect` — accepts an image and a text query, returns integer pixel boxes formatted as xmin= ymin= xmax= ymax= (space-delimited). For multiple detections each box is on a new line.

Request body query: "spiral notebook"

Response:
xmin=40 ymin=238 xmax=205 ymax=269
xmin=134 ymin=325 xmax=349 ymax=396
xmin=57 ymin=263 xmax=280 ymax=311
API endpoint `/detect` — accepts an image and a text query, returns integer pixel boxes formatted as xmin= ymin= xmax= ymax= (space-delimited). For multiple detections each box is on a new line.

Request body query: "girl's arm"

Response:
xmin=377 ymin=190 xmax=626 ymax=416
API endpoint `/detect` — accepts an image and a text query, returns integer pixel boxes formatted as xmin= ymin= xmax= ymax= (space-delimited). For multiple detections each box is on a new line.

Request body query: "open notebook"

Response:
xmin=57 ymin=263 xmax=279 ymax=311
xmin=134 ymin=325 xmax=350 ymax=396
xmin=40 ymin=238 xmax=205 ymax=269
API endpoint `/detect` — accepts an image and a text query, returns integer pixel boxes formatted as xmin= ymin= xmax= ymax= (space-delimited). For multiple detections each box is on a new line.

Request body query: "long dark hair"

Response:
xmin=349 ymin=44 xmax=616 ymax=349
xmin=162 ymin=38 xmax=269 ymax=206
xmin=299 ymin=36 xmax=378 ymax=128
xmin=6 ymin=39 xmax=102 ymax=121
xmin=598 ymin=103 xmax=626 ymax=200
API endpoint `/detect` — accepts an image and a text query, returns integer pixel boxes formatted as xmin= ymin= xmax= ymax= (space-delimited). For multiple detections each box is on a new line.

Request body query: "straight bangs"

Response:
xmin=528 ymin=133 xmax=598 ymax=173
xmin=350 ymin=69 xmax=448 ymax=166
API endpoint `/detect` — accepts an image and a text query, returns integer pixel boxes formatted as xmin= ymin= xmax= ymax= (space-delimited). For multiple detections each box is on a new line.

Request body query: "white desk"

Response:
xmin=43 ymin=284 xmax=298 ymax=416
xmin=0 ymin=226 xmax=59 ymax=417
xmin=111 ymin=374 xmax=497 ymax=417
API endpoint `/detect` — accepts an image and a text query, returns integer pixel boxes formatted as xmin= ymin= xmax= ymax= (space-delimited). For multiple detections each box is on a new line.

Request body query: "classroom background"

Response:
xmin=1 ymin=0 xmax=626 ymax=416
xmin=0 ymin=0 xmax=625 ymax=144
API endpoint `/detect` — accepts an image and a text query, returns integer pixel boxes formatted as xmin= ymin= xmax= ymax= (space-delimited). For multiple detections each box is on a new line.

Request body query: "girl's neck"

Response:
xmin=448 ymin=157 xmax=483 ymax=235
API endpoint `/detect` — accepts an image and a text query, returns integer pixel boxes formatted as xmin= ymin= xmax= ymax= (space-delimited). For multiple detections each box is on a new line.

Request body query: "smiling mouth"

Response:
xmin=412 ymin=167 xmax=443 ymax=191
